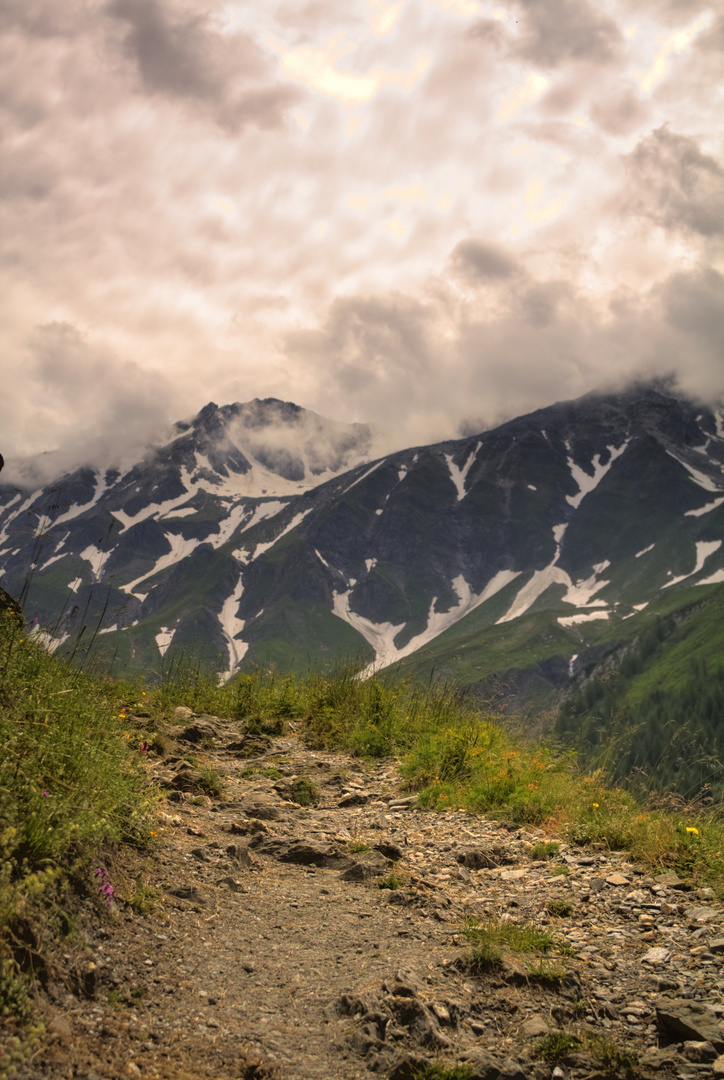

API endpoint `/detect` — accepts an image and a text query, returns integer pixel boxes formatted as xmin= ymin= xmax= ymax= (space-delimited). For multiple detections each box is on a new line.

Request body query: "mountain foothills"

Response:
xmin=1 ymin=386 xmax=723 ymax=734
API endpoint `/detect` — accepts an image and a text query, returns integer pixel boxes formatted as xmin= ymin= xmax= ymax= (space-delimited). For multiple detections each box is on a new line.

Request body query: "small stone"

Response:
xmin=655 ymin=871 xmax=683 ymax=886
xmin=696 ymin=888 xmax=716 ymax=901
xmin=656 ymin=1000 xmax=724 ymax=1052
xmin=500 ymin=868 xmax=527 ymax=882
xmin=521 ymin=1015 xmax=549 ymax=1038
xmin=684 ymin=1041 xmax=718 ymax=1063
xmin=642 ymin=947 xmax=671 ymax=965
xmin=606 ymin=873 xmax=630 ymax=886
xmin=686 ymin=906 xmax=718 ymax=924
xmin=626 ymin=889 xmax=649 ymax=904
xmin=338 ymin=792 xmax=370 ymax=806
xmin=713 ymin=1054 xmax=724 ymax=1078
xmin=125 ymin=1065 xmax=142 ymax=1079
xmin=218 ymin=876 xmax=245 ymax=892
xmin=710 ymin=939 xmax=724 ymax=954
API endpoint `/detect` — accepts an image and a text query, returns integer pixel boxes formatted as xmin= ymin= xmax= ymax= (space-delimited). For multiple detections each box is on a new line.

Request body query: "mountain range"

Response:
xmin=1 ymin=384 xmax=723 ymax=714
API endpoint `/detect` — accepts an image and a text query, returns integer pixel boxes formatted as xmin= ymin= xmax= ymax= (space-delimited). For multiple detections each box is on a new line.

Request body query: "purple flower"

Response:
xmin=41 ymin=790 xmax=50 ymax=798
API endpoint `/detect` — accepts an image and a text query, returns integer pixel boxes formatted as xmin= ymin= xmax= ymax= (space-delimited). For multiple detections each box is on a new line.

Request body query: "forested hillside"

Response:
xmin=555 ymin=587 xmax=724 ymax=800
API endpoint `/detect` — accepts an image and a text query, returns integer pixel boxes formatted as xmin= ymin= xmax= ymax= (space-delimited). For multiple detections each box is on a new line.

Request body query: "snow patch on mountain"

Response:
xmin=341 ymin=461 xmax=383 ymax=497
xmin=209 ymin=504 xmax=257 ymax=548
xmin=0 ymin=491 xmax=40 ymax=546
xmin=662 ymin=540 xmax=723 ymax=589
xmin=332 ymin=590 xmax=405 ymax=673
xmin=562 ymin=562 xmax=610 ymax=607
xmin=39 ymin=552 xmax=70 ymax=571
xmin=120 ymin=534 xmax=202 ymax=595
xmin=236 ymin=500 xmax=288 ymax=535
xmin=684 ymin=497 xmax=724 ymax=517
xmin=559 ymin=611 xmax=611 ymax=626
xmin=666 ymin=452 xmax=722 ymax=493
xmin=252 ymin=508 xmax=314 ymax=558
xmin=565 ymin=443 xmax=628 ymax=508
xmin=498 ymin=526 xmax=610 ymax=623
xmin=79 ymin=544 xmax=108 ymax=582
xmin=162 ymin=506 xmax=197 ymax=520
xmin=112 ymin=476 xmax=194 ymax=532
xmin=315 ymin=549 xmax=332 ymax=570
xmin=335 ymin=569 xmax=522 ymax=674
xmin=219 ymin=577 xmax=247 ymax=680
xmin=54 ymin=472 xmax=109 ymax=527
xmin=636 ymin=544 xmax=655 ymax=558
xmin=697 ymin=568 xmax=724 ymax=585
xmin=497 ymin=565 xmax=571 ymax=624
xmin=155 ymin=627 xmax=175 ymax=657
xmin=444 ymin=444 xmax=479 ymax=502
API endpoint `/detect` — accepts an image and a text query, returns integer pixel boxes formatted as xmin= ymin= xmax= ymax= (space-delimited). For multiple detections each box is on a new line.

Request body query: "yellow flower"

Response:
xmin=592 ymin=802 xmax=599 ymax=808
xmin=686 ymin=827 xmax=699 ymax=835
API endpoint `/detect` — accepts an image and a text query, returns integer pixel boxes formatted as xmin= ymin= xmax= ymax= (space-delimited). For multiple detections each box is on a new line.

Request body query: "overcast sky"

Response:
xmin=2 ymin=0 xmax=723 ymax=480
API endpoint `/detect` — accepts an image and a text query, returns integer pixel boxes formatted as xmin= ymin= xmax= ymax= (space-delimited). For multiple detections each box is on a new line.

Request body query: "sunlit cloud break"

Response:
xmin=637 ymin=14 xmax=711 ymax=95
xmin=498 ymin=73 xmax=550 ymax=123
xmin=270 ymin=33 xmax=430 ymax=105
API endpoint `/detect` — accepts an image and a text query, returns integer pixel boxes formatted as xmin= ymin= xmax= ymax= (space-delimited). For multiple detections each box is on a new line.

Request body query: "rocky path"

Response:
xmin=18 ymin=711 xmax=724 ymax=1080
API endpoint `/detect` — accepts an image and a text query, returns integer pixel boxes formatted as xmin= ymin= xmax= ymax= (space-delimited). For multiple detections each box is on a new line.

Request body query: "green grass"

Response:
xmin=545 ymin=898 xmax=573 ymax=917
xmin=376 ymin=873 xmax=401 ymax=890
xmin=530 ymin=841 xmax=560 ymax=859
xmin=0 ymin=610 xmax=151 ymax=1035
xmin=462 ymin=916 xmax=568 ymax=973
xmin=533 ymin=1032 xmax=581 ymax=1061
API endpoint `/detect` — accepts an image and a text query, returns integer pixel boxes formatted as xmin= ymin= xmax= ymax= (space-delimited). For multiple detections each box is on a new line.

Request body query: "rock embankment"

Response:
xmin=19 ymin=711 xmax=724 ymax=1080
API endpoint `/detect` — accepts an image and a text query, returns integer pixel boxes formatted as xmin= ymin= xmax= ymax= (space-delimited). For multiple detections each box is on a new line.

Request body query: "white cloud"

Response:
xmin=0 ymin=0 xmax=722 ymax=480
xmin=497 ymin=72 xmax=550 ymax=123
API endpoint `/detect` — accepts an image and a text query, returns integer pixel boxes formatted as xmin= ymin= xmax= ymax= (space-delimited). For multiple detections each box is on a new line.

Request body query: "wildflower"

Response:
xmin=592 ymin=802 xmax=599 ymax=808
xmin=41 ymin=790 xmax=50 ymax=798
xmin=140 ymin=741 xmax=150 ymax=753
xmin=686 ymin=827 xmax=699 ymax=835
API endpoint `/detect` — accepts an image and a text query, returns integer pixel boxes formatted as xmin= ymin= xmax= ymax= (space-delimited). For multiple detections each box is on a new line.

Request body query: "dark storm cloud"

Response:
xmin=623 ymin=127 xmax=724 ymax=237
xmin=512 ymin=0 xmax=623 ymax=68
xmin=106 ymin=0 xmax=300 ymax=129
xmin=449 ymin=240 xmax=520 ymax=283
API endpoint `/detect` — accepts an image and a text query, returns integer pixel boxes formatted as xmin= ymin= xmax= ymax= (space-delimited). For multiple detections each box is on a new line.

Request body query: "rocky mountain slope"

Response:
xmin=1 ymin=386 xmax=723 ymax=701
xmin=18 ymin=708 xmax=724 ymax=1080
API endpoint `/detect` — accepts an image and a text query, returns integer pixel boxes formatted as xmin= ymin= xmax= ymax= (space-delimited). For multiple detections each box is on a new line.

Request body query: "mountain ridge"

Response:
xmin=1 ymin=384 xmax=722 ymax=700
